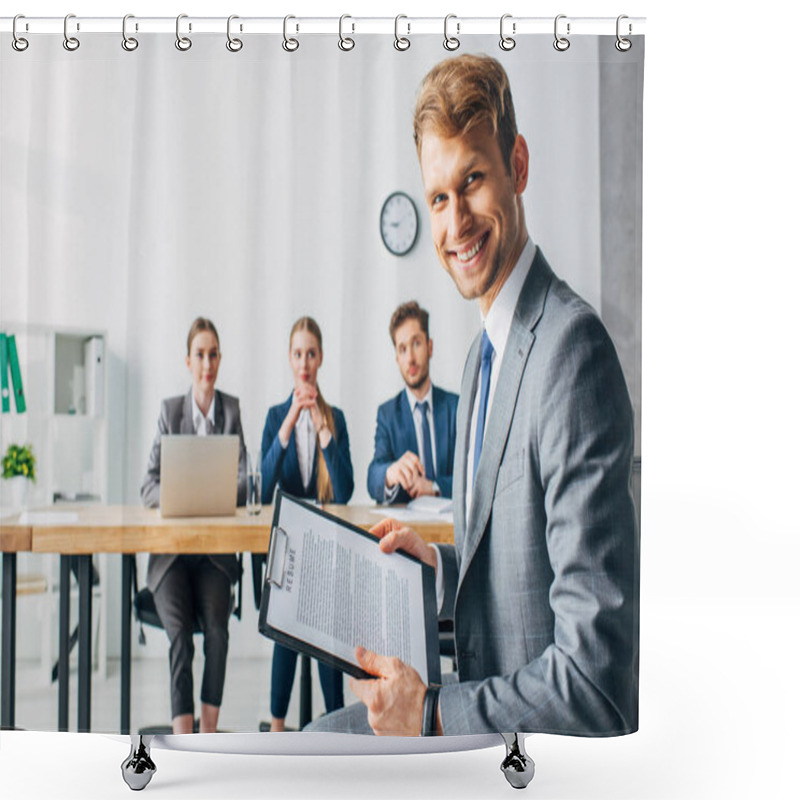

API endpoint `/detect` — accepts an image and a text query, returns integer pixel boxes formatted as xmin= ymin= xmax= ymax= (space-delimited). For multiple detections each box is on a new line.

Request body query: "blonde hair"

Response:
xmin=413 ymin=54 xmax=518 ymax=172
xmin=290 ymin=317 xmax=337 ymax=503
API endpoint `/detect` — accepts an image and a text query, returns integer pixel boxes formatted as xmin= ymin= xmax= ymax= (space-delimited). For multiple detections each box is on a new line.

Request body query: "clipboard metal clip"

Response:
xmin=266 ymin=526 xmax=288 ymax=588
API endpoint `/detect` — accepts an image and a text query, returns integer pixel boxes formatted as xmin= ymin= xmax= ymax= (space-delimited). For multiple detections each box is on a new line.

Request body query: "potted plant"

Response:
xmin=2 ymin=442 xmax=36 ymax=509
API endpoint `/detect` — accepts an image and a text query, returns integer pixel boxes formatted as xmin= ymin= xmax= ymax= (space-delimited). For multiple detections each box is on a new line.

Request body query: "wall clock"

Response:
xmin=380 ymin=191 xmax=419 ymax=256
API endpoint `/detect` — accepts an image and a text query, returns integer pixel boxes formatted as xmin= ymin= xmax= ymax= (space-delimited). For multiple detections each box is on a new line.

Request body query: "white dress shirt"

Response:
xmin=294 ymin=408 xmax=316 ymax=492
xmin=192 ymin=394 xmax=216 ymax=436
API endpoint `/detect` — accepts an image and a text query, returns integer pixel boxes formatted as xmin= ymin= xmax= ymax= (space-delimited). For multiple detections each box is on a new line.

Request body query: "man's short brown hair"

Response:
xmin=389 ymin=301 xmax=429 ymax=345
xmin=413 ymin=54 xmax=518 ymax=172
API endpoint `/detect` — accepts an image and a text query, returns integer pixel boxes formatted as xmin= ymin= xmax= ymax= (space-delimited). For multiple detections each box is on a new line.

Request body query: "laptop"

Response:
xmin=159 ymin=434 xmax=239 ymax=518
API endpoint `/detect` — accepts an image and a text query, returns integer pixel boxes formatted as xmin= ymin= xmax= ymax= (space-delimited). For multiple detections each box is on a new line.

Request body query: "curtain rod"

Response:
xmin=1 ymin=16 xmax=646 ymax=37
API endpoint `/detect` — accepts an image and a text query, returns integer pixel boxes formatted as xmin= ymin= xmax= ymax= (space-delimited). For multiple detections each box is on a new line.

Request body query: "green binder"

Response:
xmin=0 ymin=332 xmax=9 ymax=413
xmin=6 ymin=334 xmax=26 ymax=413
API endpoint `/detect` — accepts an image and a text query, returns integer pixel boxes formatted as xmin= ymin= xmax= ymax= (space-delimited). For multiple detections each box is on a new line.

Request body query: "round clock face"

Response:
xmin=380 ymin=192 xmax=419 ymax=256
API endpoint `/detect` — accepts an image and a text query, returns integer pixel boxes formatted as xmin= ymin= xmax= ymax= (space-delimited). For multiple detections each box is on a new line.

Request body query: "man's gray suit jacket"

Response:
xmin=140 ymin=389 xmax=247 ymax=593
xmin=438 ymin=249 xmax=639 ymax=736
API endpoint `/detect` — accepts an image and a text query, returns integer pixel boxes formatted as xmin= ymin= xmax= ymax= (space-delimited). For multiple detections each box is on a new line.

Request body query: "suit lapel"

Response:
xmin=458 ymin=250 xmax=554 ymax=586
xmin=180 ymin=390 xmax=194 ymax=434
xmin=460 ymin=326 xmax=535 ymax=581
xmin=213 ymin=390 xmax=224 ymax=433
xmin=281 ymin=396 xmax=303 ymax=491
xmin=453 ymin=336 xmax=481 ymax=558
xmin=431 ymin=385 xmax=447 ymax=474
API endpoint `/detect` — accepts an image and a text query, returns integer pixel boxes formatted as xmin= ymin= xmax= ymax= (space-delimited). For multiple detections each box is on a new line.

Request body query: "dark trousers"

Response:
xmin=270 ymin=643 xmax=344 ymax=719
xmin=152 ymin=555 xmax=232 ymax=719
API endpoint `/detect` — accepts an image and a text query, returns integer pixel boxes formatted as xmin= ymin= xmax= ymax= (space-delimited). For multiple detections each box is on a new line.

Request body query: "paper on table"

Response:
xmin=407 ymin=496 xmax=453 ymax=514
xmin=370 ymin=507 xmax=454 ymax=524
xmin=18 ymin=511 xmax=80 ymax=525
xmin=266 ymin=496 xmax=434 ymax=684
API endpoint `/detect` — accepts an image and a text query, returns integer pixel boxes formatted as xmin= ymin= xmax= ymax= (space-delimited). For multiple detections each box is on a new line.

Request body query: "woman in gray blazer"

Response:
xmin=140 ymin=317 xmax=247 ymax=734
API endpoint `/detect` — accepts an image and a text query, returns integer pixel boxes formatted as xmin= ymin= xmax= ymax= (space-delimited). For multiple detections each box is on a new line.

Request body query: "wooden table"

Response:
xmin=1 ymin=518 xmax=32 ymax=729
xmin=28 ymin=504 xmax=455 ymax=553
xmin=22 ymin=503 xmax=453 ymax=733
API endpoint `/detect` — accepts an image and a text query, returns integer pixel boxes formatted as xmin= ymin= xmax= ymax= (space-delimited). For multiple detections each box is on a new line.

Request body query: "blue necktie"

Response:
xmin=416 ymin=400 xmax=435 ymax=481
xmin=472 ymin=330 xmax=494 ymax=487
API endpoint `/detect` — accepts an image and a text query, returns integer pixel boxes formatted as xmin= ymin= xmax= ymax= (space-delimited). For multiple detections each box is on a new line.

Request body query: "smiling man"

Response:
xmin=367 ymin=301 xmax=458 ymax=504
xmin=310 ymin=54 xmax=639 ymax=739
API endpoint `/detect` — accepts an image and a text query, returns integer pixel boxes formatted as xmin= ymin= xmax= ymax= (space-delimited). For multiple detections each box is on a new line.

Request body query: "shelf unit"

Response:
xmin=1 ymin=322 xmax=109 ymax=679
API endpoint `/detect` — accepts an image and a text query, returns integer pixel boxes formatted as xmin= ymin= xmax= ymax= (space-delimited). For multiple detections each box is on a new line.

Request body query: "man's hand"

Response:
xmin=369 ymin=518 xmax=437 ymax=572
xmin=385 ymin=451 xmax=424 ymax=492
xmin=349 ymin=647 xmax=426 ymax=736
xmin=406 ymin=473 xmax=437 ymax=499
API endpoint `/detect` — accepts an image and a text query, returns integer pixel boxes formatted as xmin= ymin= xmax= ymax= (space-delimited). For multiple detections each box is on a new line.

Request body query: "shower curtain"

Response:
xmin=1 ymin=21 xmax=643 ymax=739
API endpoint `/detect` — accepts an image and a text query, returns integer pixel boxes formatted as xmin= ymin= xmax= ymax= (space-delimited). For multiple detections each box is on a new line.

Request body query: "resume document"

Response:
xmin=259 ymin=492 xmax=441 ymax=685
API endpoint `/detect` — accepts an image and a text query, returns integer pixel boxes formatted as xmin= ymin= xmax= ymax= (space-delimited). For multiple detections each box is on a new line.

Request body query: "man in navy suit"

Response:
xmin=367 ymin=301 xmax=458 ymax=504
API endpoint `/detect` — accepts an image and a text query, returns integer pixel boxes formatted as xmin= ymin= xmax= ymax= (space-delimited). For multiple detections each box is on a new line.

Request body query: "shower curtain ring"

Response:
xmin=283 ymin=15 xmax=299 ymax=52
xmin=443 ymin=14 xmax=460 ymax=51
xmin=226 ymin=15 xmax=243 ymax=52
xmin=615 ymin=15 xmax=632 ymax=52
xmin=499 ymin=14 xmax=516 ymax=51
xmin=63 ymin=13 xmax=80 ymax=51
xmin=122 ymin=14 xmax=139 ymax=51
xmin=175 ymin=14 xmax=192 ymax=51
xmin=12 ymin=14 xmax=29 ymax=51
xmin=339 ymin=14 xmax=355 ymax=51
xmin=394 ymin=15 xmax=410 ymax=51
xmin=553 ymin=14 xmax=570 ymax=52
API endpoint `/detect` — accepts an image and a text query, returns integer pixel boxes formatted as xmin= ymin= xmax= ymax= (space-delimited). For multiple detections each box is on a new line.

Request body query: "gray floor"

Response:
xmin=11 ymin=654 xmax=357 ymax=734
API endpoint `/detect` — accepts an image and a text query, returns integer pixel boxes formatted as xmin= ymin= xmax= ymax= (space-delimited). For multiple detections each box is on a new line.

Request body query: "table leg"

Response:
xmin=77 ymin=555 xmax=92 ymax=732
xmin=1 ymin=553 xmax=17 ymax=729
xmin=58 ymin=555 xmax=70 ymax=731
xmin=121 ymin=554 xmax=132 ymax=734
xmin=299 ymin=654 xmax=311 ymax=729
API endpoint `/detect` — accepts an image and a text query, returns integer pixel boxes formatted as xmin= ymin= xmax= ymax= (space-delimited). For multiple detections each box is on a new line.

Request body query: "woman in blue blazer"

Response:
xmin=261 ymin=316 xmax=354 ymax=730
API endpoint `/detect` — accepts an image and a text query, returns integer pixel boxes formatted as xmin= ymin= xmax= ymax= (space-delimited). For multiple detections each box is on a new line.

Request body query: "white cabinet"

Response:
xmin=1 ymin=323 xmax=109 ymax=680
xmin=1 ymin=324 xmax=108 ymax=507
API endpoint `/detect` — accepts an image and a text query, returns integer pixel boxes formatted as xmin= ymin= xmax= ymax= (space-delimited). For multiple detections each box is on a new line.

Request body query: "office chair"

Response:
xmin=131 ymin=555 xmax=243 ymax=734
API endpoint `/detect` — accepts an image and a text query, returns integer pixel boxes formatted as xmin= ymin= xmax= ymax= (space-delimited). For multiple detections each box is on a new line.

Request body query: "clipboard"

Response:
xmin=258 ymin=490 xmax=441 ymax=686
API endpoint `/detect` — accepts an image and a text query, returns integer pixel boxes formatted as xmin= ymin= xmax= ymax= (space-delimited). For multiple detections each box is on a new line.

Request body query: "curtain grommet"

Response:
xmin=553 ymin=14 xmax=570 ymax=52
xmin=63 ymin=13 xmax=80 ymax=51
xmin=338 ymin=14 xmax=355 ymax=51
xmin=444 ymin=14 xmax=460 ymax=51
xmin=121 ymin=14 xmax=139 ymax=52
xmin=226 ymin=15 xmax=243 ymax=52
xmin=394 ymin=15 xmax=410 ymax=51
xmin=175 ymin=14 xmax=192 ymax=51
xmin=499 ymin=14 xmax=516 ymax=51
xmin=12 ymin=15 xmax=29 ymax=51
xmin=283 ymin=15 xmax=299 ymax=52
xmin=615 ymin=15 xmax=632 ymax=52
